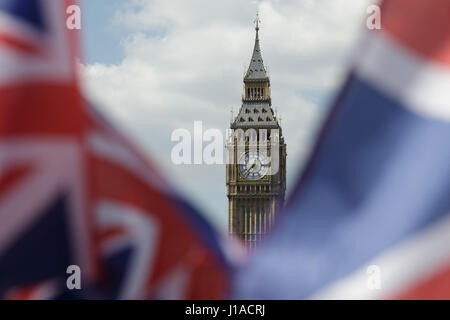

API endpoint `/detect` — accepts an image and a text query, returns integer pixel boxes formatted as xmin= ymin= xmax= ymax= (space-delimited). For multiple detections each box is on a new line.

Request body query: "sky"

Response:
xmin=80 ymin=0 xmax=373 ymax=231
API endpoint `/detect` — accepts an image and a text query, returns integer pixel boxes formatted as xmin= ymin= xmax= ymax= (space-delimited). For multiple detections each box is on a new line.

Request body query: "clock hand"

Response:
xmin=247 ymin=163 xmax=256 ymax=174
xmin=242 ymin=162 xmax=256 ymax=177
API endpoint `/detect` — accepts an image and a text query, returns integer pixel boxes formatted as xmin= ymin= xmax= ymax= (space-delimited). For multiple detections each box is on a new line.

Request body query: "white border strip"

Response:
xmin=311 ymin=213 xmax=450 ymax=300
xmin=354 ymin=31 xmax=450 ymax=123
xmin=87 ymin=131 xmax=169 ymax=194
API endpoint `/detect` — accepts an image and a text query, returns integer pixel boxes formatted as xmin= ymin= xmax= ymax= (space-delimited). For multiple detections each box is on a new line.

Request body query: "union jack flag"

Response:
xmin=0 ymin=0 xmax=231 ymax=299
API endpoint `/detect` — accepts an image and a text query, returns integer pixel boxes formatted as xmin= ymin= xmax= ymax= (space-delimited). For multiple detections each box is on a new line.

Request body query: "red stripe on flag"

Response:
xmin=392 ymin=261 xmax=450 ymax=300
xmin=0 ymin=165 xmax=32 ymax=196
xmin=0 ymin=84 xmax=84 ymax=136
xmin=98 ymin=226 xmax=127 ymax=243
xmin=0 ymin=33 xmax=40 ymax=55
xmin=381 ymin=0 xmax=450 ymax=67
xmin=5 ymin=283 xmax=41 ymax=300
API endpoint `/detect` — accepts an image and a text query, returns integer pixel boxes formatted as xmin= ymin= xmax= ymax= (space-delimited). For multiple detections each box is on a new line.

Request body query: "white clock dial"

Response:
xmin=239 ymin=151 xmax=269 ymax=180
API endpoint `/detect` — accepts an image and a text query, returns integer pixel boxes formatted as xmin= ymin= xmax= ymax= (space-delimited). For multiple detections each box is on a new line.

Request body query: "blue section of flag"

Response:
xmin=234 ymin=73 xmax=450 ymax=299
xmin=0 ymin=0 xmax=46 ymax=31
xmin=104 ymin=247 xmax=133 ymax=299
xmin=0 ymin=194 xmax=73 ymax=296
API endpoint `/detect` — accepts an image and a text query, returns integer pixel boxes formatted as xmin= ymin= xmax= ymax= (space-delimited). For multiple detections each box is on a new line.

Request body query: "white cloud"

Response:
xmin=81 ymin=0 xmax=373 ymax=230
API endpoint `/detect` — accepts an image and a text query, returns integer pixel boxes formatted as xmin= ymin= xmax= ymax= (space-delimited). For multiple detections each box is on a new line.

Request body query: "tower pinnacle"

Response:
xmin=244 ymin=12 xmax=268 ymax=81
xmin=254 ymin=12 xmax=260 ymax=32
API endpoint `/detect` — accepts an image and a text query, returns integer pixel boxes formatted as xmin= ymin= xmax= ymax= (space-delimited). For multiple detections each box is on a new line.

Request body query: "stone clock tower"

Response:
xmin=226 ymin=16 xmax=286 ymax=250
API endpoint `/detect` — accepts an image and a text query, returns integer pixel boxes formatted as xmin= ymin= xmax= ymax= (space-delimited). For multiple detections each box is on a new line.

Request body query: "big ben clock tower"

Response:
xmin=226 ymin=15 xmax=286 ymax=250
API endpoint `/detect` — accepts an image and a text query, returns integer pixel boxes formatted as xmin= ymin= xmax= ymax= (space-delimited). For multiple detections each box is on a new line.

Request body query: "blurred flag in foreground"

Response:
xmin=0 ymin=0 xmax=230 ymax=299
xmin=235 ymin=0 xmax=450 ymax=299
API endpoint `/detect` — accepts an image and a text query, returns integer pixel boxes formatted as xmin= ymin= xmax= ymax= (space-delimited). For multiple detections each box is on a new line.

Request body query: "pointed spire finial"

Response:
xmin=254 ymin=12 xmax=261 ymax=32
xmin=244 ymin=11 xmax=268 ymax=81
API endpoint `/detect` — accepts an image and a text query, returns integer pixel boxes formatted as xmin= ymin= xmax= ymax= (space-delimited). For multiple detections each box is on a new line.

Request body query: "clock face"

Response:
xmin=239 ymin=151 xmax=269 ymax=180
